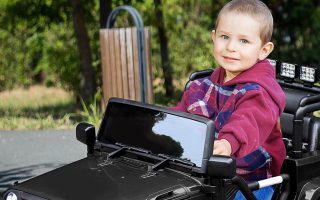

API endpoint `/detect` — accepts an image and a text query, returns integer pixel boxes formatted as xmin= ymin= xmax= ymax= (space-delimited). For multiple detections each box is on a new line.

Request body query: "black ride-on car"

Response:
xmin=2 ymin=59 xmax=320 ymax=200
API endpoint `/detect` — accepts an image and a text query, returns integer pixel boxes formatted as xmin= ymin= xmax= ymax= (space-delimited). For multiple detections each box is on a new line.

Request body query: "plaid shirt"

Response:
xmin=184 ymin=77 xmax=272 ymax=182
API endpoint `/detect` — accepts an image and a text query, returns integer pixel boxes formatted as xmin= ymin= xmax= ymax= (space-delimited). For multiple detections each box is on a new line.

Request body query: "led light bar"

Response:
xmin=268 ymin=59 xmax=277 ymax=68
xmin=300 ymin=66 xmax=317 ymax=83
xmin=280 ymin=62 xmax=296 ymax=79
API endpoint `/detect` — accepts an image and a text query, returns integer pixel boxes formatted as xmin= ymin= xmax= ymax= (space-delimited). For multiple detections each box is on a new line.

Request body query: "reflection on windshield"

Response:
xmin=152 ymin=113 xmax=207 ymax=167
xmin=100 ymin=103 xmax=207 ymax=167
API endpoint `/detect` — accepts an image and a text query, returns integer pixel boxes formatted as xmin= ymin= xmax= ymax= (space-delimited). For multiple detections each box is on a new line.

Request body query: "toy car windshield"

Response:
xmin=97 ymin=98 xmax=215 ymax=174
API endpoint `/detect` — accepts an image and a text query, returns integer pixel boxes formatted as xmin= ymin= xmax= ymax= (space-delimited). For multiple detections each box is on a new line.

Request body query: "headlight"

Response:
xmin=5 ymin=192 xmax=18 ymax=200
xmin=300 ymin=66 xmax=317 ymax=83
xmin=280 ymin=62 xmax=297 ymax=79
xmin=268 ymin=59 xmax=277 ymax=68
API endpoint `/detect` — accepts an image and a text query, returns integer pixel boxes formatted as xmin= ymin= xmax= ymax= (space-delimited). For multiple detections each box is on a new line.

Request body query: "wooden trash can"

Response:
xmin=100 ymin=6 xmax=153 ymax=105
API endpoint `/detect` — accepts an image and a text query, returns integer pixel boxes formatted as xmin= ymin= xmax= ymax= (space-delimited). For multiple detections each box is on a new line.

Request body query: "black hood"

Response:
xmin=9 ymin=156 xmax=202 ymax=200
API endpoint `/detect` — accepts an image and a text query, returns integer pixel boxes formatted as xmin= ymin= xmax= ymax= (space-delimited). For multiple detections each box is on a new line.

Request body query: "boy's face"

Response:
xmin=212 ymin=12 xmax=273 ymax=80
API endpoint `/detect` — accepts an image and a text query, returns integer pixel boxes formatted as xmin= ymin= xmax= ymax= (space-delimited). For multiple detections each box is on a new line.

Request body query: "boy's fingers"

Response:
xmin=213 ymin=141 xmax=223 ymax=154
xmin=213 ymin=140 xmax=231 ymax=156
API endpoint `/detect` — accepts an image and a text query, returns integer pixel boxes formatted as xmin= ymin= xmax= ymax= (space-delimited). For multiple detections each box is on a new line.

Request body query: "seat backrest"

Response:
xmin=278 ymin=82 xmax=320 ymax=152
xmin=185 ymin=68 xmax=320 ymax=154
xmin=184 ymin=69 xmax=213 ymax=91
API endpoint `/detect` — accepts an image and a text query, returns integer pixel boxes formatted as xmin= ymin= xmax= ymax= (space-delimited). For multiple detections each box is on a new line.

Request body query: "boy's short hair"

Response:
xmin=215 ymin=0 xmax=273 ymax=45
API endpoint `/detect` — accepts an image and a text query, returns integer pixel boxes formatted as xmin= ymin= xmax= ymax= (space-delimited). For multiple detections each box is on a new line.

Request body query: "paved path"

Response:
xmin=0 ymin=130 xmax=87 ymax=192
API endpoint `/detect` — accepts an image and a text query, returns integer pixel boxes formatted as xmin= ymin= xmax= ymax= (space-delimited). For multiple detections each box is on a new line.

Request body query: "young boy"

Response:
xmin=171 ymin=0 xmax=286 ymax=199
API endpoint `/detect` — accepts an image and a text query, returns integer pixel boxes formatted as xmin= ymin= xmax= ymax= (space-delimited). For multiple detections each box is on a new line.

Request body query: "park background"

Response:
xmin=0 ymin=0 xmax=319 ymax=130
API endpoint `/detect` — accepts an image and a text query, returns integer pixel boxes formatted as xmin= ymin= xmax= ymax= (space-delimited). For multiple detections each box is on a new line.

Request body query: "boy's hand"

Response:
xmin=213 ymin=139 xmax=232 ymax=156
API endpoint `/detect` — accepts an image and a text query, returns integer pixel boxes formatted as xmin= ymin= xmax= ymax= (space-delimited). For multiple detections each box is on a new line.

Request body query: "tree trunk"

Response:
xmin=70 ymin=0 xmax=96 ymax=104
xmin=100 ymin=0 xmax=112 ymax=29
xmin=154 ymin=0 xmax=174 ymax=98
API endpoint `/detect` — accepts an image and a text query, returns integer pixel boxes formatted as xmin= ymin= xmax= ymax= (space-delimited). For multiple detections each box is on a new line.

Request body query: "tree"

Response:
xmin=100 ymin=0 xmax=112 ymax=28
xmin=70 ymin=0 xmax=96 ymax=104
xmin=154 ymin=0 xmax=174 ymax=98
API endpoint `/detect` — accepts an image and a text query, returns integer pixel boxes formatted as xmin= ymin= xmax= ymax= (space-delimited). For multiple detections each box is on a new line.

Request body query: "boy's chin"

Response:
xmin=221 ymin=61 xmax=258 ymax=72
xmin=221 ymin=65 xmax=243 ymax=72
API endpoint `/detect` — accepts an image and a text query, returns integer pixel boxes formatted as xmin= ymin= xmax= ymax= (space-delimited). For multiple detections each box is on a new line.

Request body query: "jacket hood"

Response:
xmin=211 ymin=59 xmax=286 ymax=112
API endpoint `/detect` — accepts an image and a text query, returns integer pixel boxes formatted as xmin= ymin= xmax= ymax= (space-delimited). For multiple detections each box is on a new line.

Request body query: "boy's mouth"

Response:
xmin=223 ymin=56 xmax=239 ymax=61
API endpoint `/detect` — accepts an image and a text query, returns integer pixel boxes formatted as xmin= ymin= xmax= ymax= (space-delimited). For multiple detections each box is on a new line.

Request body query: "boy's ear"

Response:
xmin=211 ymin=30 xmax=216 ymax=42
xmin=258 ymin=42 xmax=274 ymax=60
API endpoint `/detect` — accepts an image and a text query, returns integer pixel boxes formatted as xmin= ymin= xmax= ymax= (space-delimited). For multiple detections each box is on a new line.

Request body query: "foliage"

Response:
xmin=266 ymin=0 xmax=320 ymax=66
xmin=67 ymin=87 xmax=103 ymax=128
xmin=127 ymin=0 xmax=217 ymax=81
xmin=0 ymin=0 xmax=77 ymax=91
xmin=157 ymin=0 xmax=216 ymax=76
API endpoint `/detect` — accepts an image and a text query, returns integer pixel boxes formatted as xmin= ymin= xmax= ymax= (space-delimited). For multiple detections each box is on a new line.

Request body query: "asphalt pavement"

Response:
xmin=0 ymin=129 xmax=87 ymax=192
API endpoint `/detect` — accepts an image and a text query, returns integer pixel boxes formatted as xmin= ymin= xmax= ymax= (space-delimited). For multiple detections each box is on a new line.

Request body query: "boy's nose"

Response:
xmin=226 ymin=40 xmax=236 ymax=52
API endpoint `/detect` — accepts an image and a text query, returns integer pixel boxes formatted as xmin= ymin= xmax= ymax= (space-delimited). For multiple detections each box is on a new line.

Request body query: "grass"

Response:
xmin=0 ymin=81 xmax=183 ymax=130
xmin=0 ymin=85 xmax=77 ymax=130
xmin=67 ymin=88 xmax=104 ymax=128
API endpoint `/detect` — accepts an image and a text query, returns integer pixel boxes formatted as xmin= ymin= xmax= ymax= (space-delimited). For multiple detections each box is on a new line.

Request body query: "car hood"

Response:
xmin=8 ymin=156 xmax=202 ymax=200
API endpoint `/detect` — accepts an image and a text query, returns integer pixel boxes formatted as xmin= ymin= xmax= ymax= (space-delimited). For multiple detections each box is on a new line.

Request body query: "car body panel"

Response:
xmin=6 ymin=156 xmax=204 ymax=200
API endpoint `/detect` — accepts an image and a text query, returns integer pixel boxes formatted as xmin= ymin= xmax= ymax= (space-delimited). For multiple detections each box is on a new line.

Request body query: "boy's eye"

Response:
xmin=221 ymin=35 xmax=229 ymax=40
xmin=240 ymin=39 xmax=249 ymax=44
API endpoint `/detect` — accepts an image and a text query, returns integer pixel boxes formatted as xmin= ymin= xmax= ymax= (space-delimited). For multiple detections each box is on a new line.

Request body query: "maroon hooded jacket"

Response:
xmin=171 ymin=59 xmax=286 ymax=181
